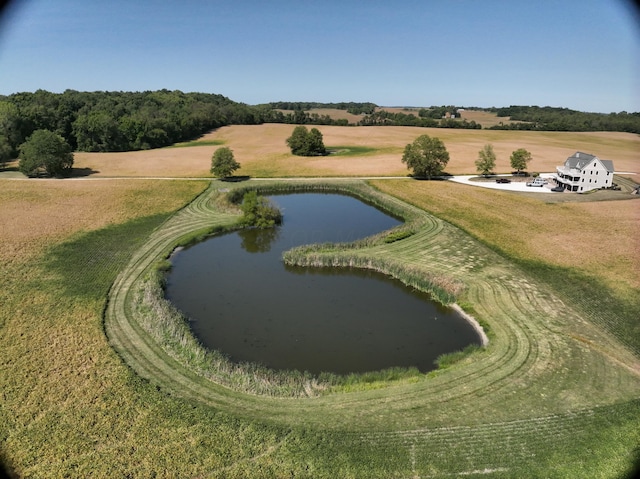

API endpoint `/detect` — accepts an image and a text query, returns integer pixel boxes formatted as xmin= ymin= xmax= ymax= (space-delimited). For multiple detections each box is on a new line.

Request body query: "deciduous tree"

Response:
xmin=475 ymin=144 xmax=496 ymax=177
xmin=18 ymin=129 xmax=74 ymax=177
xmin=401 ymin=134 xmax=449 ymax=179
xmin=210 ymin=147 xmax=240 ymax=178
xmin=286 ymin=126 xmax=327 ymax=156
xmin=510 ymin=148 xmax=532 ymax=174
xmin=0 ymin=135 xmax=13 ymax=168
xmin=240 ymin=190 xmax=282 ymax=228
xmin=307 ymin=128 xmax=326 ymax=156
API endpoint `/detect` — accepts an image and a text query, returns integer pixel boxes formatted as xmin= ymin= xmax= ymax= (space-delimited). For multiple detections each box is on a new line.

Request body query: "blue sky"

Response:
xmin=0 ymin=0 xmax=638 ymax=112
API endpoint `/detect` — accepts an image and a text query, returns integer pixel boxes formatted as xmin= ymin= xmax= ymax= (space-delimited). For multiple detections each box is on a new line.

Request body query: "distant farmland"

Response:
xmin=72 ymin=123 xmax=640 ymax=178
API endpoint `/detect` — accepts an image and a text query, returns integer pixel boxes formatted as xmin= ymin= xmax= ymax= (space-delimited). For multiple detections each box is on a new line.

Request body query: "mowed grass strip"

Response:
xmin=106 ymin=180 xmax=640 ymax=420
xmin=369 ymin=179 xmax=640 ymax=356
xmin=99 ymin=178 xmax=640 ymax=477
xmin=0 ymin=180 xmax=287 ymax=477
xmin=0 ymin=177 xmax=640 ymax=478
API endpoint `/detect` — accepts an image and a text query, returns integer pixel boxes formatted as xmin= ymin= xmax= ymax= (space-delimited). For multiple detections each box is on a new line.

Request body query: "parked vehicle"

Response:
xmin=551 ymin=185 xmax=564 ymax=192
xmin=526 ymin=178 xmax=546 ymax=187
xmin=495 ymin=178 xmax=511 ymax=183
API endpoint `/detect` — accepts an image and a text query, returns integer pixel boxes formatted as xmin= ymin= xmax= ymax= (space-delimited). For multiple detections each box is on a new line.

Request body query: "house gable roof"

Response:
xmin=564 ymin=152 xmax=613 ymax=172
xmin=600 ymin=159 xmax=614 ymax=173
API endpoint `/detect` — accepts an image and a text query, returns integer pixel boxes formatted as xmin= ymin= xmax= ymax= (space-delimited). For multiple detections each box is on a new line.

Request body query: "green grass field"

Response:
xmin=1 ymin=132 xmax=639 ymax=477
xmin=168 ymin=139 xmax=225 ymax=148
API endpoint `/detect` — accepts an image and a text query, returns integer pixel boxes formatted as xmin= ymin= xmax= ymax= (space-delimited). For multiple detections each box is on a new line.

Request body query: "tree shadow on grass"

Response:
xmin=409 ymin=172 xmax=454 ymax=181
xmin=220 ymin=175 xmax=250 ymax=182
xmin=69 ymin=167 xmax=100 ymax=177
xmin=0 ymin=449 xmax=17 ymax=479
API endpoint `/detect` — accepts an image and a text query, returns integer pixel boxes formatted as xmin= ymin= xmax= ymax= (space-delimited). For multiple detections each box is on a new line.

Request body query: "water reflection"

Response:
xmin=238 ymin=227 xmax=280 ymax=253
xmin=166 ymin=193 xmax=481 ymax=374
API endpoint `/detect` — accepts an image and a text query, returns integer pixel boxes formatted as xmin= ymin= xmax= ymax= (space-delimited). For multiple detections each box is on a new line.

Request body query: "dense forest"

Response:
xmin=488 ymin=106 xmax=640 ymax=133
xmin=1 ymin=92 xmax=638 ymax=162
xmin=0 ymin=89 xmax=268 ymax=157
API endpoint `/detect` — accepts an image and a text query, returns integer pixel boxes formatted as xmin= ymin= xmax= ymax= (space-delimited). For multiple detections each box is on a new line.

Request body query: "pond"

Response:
xmin=165 ymin=193 xmax=482 ymax=375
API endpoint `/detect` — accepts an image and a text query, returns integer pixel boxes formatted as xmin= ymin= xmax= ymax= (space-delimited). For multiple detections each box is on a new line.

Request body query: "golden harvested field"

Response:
xmin=73 ymin=146 xmax=215 ymax=178
xmin=71 ymin=124 xmax=640 ymax=178
xmin=458 ymin=109 xmax=522 ymax=127
xmin=0 ymin=180 xmax=208 ymax=263
xmin=297 ymin=108 xmax=365 ymax=124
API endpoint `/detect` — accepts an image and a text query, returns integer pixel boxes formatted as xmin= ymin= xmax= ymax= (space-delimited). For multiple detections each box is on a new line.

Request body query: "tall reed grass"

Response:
xmin=135 ymin=180 xmax=463 ymax=396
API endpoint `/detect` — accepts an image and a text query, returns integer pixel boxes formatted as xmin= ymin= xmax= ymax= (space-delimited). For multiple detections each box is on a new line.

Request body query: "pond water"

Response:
xmin=165 ymin=193 xmax=481 ymax=375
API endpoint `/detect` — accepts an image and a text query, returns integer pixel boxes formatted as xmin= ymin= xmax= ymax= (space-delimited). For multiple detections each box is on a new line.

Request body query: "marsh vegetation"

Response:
xmin=165 ymin=192 xmax=481 ymax=376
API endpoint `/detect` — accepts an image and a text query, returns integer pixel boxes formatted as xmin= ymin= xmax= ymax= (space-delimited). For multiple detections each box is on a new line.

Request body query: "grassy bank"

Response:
xmin=2 ymin=177 xmax=639 ymax=477
xmin=369 ymin=178 xmax=640 ymax=356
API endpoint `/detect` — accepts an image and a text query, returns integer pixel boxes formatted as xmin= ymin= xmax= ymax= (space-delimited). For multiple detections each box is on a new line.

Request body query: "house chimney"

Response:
xmin=576 ymin=152 xmax=579 ymax=158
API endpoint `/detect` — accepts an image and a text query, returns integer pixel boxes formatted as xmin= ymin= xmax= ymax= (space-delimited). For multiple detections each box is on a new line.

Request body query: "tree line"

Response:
xmin=266 ymin=101 xmax=377 ymax=115
xmin=265 ymin=108 xmax=481 ymax=129
xmin=402 ymin=134 xmax=534 ymax=179
xmin=0 ymin=89 xmax=268 ymax=160
xmin=2 ymin=91 xmax=638 ymax=168
xmin=358 ymin=110 xmax=481 ymax=129
xmin=488 ymin=105 xmax=640 ymax=134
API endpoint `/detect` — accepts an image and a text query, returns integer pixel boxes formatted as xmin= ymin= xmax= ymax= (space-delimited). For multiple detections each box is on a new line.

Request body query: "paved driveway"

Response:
xmin=448 ymin=173 xmax=560 ymax=193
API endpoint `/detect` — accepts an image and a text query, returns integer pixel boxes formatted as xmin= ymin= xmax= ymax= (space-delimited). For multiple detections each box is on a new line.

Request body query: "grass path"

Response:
xmin=101 ymin=179 xmax=640 ymax=475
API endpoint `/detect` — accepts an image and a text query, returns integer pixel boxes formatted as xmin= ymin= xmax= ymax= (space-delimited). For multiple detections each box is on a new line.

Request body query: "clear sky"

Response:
xmin=0 ymin=0 xmax=638 ymax=112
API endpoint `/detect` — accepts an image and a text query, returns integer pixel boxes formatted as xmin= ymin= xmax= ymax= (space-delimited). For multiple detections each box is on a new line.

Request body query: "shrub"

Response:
xmin=240 ymin=190 xmax=282 ymax=228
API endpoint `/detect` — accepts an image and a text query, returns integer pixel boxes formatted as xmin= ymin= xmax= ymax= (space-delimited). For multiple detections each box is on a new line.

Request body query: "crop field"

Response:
xmin=1 ymin=125 xmax=640 ymax=478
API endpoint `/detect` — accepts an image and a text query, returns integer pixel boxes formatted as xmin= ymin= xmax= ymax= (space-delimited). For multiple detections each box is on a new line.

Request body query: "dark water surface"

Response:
xmin=165 ymin=193 xmax=481 ymax=374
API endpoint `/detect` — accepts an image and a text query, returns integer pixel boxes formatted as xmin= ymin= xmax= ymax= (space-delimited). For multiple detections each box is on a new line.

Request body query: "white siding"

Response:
xmin=579 ymin=158 xmax=611 ymax=191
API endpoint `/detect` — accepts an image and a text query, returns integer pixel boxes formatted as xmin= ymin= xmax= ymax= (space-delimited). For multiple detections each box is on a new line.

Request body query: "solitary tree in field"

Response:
xmin=210 ymin=147 xmax=240 ymax=178
xmin=307 ymin=127 xmax=326 ymax=156
xmin=18 ymin=129 xmax=74 ymax=177
xmin=510 ymin=148 xmax=532 ymax=174
xmin=401 ymin=134 xmax=449 ymax=179
xmin=475 ymin=144 xmax=496 ymax=177
xmin=286 ymin=126 xmax=308 ymax=155
xmin=286 ymin=126 xmax=326 ymax=156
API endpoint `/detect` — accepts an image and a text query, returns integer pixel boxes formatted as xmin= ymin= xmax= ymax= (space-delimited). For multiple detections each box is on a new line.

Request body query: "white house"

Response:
xmin=554 ymin=152 xmax=615 ymax=192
